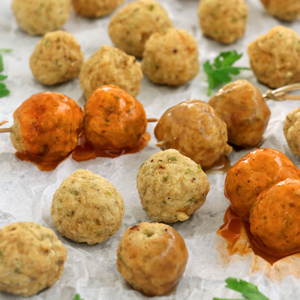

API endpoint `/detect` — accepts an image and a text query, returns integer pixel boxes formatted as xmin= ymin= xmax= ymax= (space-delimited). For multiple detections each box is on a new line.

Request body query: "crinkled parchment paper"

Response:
xmin=1 ymin=0 xmax=300 ymax=299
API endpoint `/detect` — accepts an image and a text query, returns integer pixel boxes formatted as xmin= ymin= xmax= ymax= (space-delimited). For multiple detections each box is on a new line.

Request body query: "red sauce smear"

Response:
xmin=72 ymin=132 xmax=150 ymax=161
xmin=217 ymin=206 xmax=296 ymax=265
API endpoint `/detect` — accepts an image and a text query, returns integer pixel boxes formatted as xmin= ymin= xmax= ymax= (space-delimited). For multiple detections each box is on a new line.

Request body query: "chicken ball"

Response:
xmin=117 ymin=222 xmax=188 ymax=296
xmin=208 ymin=80 xmax=271 ymax=147
xmin=142 ymin=28 xmax=199 ymax=86
xmin=0 ymin=222 xmax=67 ymax=297
xmin=260 ymin=0 xmax=300 ymax=21
xmin=51 ymin=169 xmax=124 ymax=244
xmin=250 ymin=179 xmax=300 ymax=256
xmin=198 ymin=0 xmax=248 ymax=44
xmin=72 ymin=0 xmax=124 ymax=18
xmin=108 ymin=0 xmax=173 ymax=58
xmin=154 ymin=99 xmax=232 ymax=168
xmin=30 ymin=30 xmax=84 ymax=86
xmin=284 ymin=107 xmax=300 ymax=157
xmin=12 ymin=0 xmax=71 ymax=36
xmin=80 ymin=45 xmax=143 ymax=100
xmin=248 ymin=26 xmax=300 ymax=89
xmin=83 ymin=85 xmax=147 ymax=151
xmin=225 ymin=148 xmax=300 ymax=219
xmin=10 ymin=92 xmax=84 ymax=163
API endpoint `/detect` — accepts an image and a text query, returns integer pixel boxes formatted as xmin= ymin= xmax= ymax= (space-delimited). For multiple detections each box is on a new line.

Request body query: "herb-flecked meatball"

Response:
xmin=80 ymin=45 xmax=143 ymax=100
xmin=51 ymin=169 xmax=125 ymax=245
xmin=208 ymin=80 xmax=271 ymax=147
xmin=250 ymin=179 xmax=300 ymax=256
xmin=72 ymin=0 xmax=124 ymax=18
xmin=142 ymin=28 xmax=199 ymax=86
xmin=225 ymin=148 xmax=300 ymax=219
xmin=30 ymin=31 xmax=84 ymax=86
xmin=117 ymin=222 xmax=188 ymax=296
xmin=260 ymin=0 xmax=300 ymax=21
xmin=108 ymin=0 xmax=173 ymax=58
xmin=0 ymin=222 xmax=67 ymax=297
xmin=12 ymin=0 xmax=71 ymax=36
xmin=155 ymin=99 xmax=232 ymax=168
xmin=137 ymin=149 xmax=210 ymax=223
xmin=198 ymin=0 xmax=248 ymax=44
xmin=284 ymin=107 xmax=300 ymax=157
xmin=248 ymin=26 xmax=300 ymax=88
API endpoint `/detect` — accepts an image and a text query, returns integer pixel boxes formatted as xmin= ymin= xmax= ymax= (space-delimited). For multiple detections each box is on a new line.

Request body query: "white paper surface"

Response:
xmin=1 ymin=0 xmax=300 ymax=299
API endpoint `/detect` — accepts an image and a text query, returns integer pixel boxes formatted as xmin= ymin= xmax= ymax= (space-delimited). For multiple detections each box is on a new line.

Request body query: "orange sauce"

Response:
xmin=72 ymin=132 xmax=150 ymax=162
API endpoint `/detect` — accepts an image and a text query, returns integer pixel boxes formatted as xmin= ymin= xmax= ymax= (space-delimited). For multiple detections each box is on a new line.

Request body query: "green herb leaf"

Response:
xmin=0 ymin=75 xmax=7 ymax=81
xmin=213 ymin=277 xmax=269 ymax=300
xmin=0 ymin=87 xmax=10 ymax=98
xmin=204 ymin=51 xmax=250 ymax=96
xmin=73 ymin=293 xmax=84 ymax=300
xmin=0 ymin=55 xmax=3 ymax=72
xmin=0 ymin=49 xmax=12 ymax=52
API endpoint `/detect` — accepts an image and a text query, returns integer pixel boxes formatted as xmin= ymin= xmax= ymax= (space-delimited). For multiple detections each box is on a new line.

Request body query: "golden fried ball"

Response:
xmin=108 ymin=0 xmax=173 ymax=58
xmin=142 ymin=28 xmax=199 ymax=86
xmin=10 ymin=92 xmax=84 ymax=163
xmin=260 ymin=0 xmax=300 ymax=21
xmin=79 ymin=45 xmax=143 ymax=100
xmin=117 ymin=222 xmax=188 ymax=296
xmin=248 ymin=26 xmax=300 ymax=89
xmin=198 ymin=0 xmax=248 ymax=44
xmin=12 ymin=0 xmax=71 ymax=36
xmin=225 ymin=148 xmax=300 ymax=219
xmin=284 ymin=107 xmax=300 ymax=157
xmin=51 ymin=169 xmax=124 ymax=245
xmin=72 ymin=0 xmax=124 ymax=18
xmin=208 ymin=80 xmax=271 ymax=147
xmin=155 ymin=99 xmax=232 ymax=168
xmin=0 ymin=222 xmax=66 ymax=297
xmin=83 ymin=85 xmax=147 ymax=150
xmin=137 ymin=149 xmax=210 ymax=223
xmin=30 ymin=31 xmax=84 ymax=86
xmin=250 ymin=179 xmax=300 ymax=256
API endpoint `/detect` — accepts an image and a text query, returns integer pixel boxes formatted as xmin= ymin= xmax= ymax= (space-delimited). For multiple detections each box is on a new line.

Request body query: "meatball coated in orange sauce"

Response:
xmin=10 ymin=92 xmax=84 ymax=170
xmin=250 ymin=179 xmax=300 ymax=257
xmin=208 ymin=80 xmax=271 ymax=147
xmin=225 ymin=148 xmax=300 ymax=219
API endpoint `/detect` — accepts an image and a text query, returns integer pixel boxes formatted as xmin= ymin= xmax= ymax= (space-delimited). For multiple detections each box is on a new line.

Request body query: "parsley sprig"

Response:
xmin=203 ymin=51 xmax=250 ymax=96
xmin=0 ymin=49 xmax=12 ymax=98
xmin=213 ymin=277 xmax=269 ymax=300
xmin=73 ymin=294 xmax=84 ymax=300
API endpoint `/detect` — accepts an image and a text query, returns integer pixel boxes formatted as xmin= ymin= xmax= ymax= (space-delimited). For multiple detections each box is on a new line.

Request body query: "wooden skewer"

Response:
xmin=0 ymin=128 xmax=12 ymax=133
xmin=263 ymin=83 xmax=300 ymax=101
xmin=147 ymin=118 xmax=158 ymax=122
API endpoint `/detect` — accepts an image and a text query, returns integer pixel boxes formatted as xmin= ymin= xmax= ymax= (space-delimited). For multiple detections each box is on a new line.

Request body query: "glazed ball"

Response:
xmin=154 ymin=99 xmax=232 ymax=168
xmin=208 ymin=80 xmax=271 ymax=147
xmin=30 ymin=31 xmax=84 ymax=86
xmin=225 ymin=148 xmax=300 ymax=219
xmin=137 ymin=149 xmax=210 ymax=223
xmin=261 ymin=0 xmax=300 ymax=21
xmin=108 ymin=0 xmax=173 ymax=58
xmin=12 ymin=0 xmax=71 ymax=36
xmin=142 ymin=28 xmax=199 ymax=86
xmin=0 ymin=222 xmax=66 ymax=297
xmin=72 ymin=0 xmax=124 ymax=18
xmin=250 ymin=179 xmax=300 ymax=256
xmin=198 ymin=0 xmax=248 ymax=44
xmin=83 ymin=85 xmax=147 ymax=150
xmin=248 ymin=26 xmax=300 ymax=89
xmin=284 ymin=107 xmax=300 ymax=157
xmin=116 ymin=222 xmax=188 ymax=296
xmin=51 ymin=169 xmax=124 ymax=244
xmin=10 ymin=92 xmax=84 ymax=162
xmin=80 ymin=45 xmax=143 ymax=100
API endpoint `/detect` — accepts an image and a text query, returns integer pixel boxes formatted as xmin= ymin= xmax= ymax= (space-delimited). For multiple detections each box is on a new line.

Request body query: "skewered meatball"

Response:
xmin=284 ymin=107 xmax=300 ymax=157
xmin=142 ymin=28 xmax=199 ymax=86
xmin=117 ymin=222 xmax=188 ymax=296
xmin=208 ymin=80 xmax=271 ymax=147
xmin=30 ymin=30 xmax=84 ymax=86
xmin=108 ymin=0 xmax=173 ymax=58
xmin=248 ymin=26 xmax=300 ymax=89
xmin=225 ymin=148 xmax=300 ymax=219
xmin=198 ymin=0 xmax=248 ymax=44
xmin=12 ymin=0 xmax=71 ymax=36
xmin=80 ymin=45 xmax=143 ymax=100
xmin=0 ymin=222 xmax=66 ymax=297
xmin=154 ymin=99 xmax=232 ymax=168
